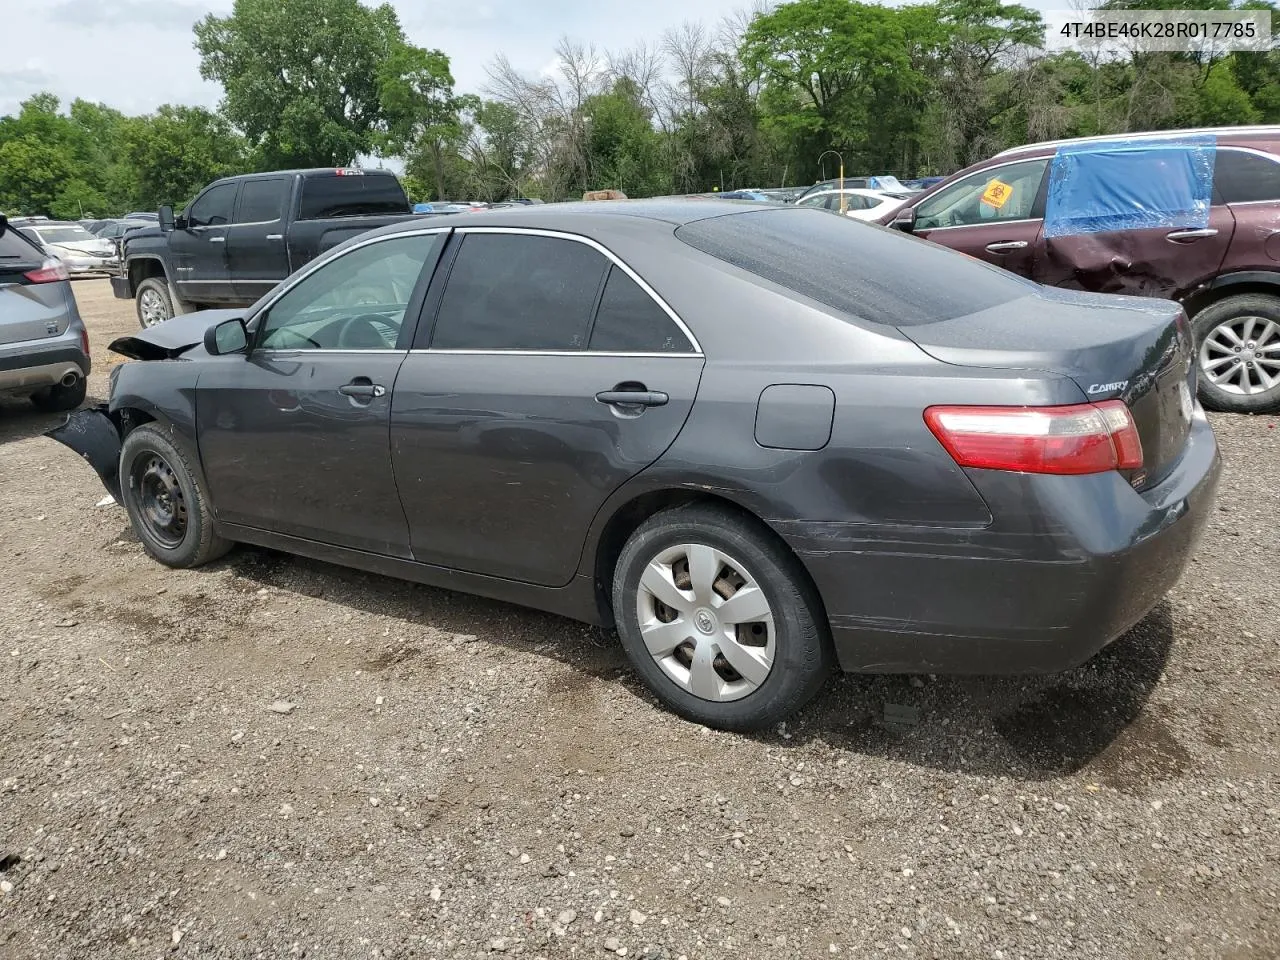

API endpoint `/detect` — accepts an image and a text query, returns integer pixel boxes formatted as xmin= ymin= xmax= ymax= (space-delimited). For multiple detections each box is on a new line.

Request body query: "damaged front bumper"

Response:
xmin=45 ymin=405 xmax=123 ymax=503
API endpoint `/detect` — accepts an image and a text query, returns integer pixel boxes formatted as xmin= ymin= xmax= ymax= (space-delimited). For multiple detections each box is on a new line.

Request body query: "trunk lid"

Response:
xmin=899 ymin=288 xmax=1195 ymax=488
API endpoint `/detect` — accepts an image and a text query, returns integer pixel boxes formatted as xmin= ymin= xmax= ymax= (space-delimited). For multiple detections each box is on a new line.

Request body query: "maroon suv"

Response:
xmin=878 ymin=126 xmax=1280 ymax=413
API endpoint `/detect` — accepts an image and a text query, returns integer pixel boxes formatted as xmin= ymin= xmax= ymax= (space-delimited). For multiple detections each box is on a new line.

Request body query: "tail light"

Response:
xmin=80 ymin=326 xmax=91 ymax=359
xmin=924 ymin=401 xmax=1143 ymax=475
xmin=24 ymin=258 xmax=69 ymax=284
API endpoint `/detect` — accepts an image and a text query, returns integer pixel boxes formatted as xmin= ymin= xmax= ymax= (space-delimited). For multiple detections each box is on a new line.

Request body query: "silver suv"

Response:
xmin=0 ymin=215 xmax=91 ymax=412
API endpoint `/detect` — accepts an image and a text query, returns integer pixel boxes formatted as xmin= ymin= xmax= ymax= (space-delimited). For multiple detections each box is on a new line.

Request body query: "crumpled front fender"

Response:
xmin=45 ymin=406 xmax=123 ymax=503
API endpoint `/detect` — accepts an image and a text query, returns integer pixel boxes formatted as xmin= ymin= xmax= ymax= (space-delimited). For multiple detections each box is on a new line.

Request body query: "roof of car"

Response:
xmin=388 ymin=197 xmax=784 ymax=232
xmin=994 ymin=125 xmax=1280 ymax=158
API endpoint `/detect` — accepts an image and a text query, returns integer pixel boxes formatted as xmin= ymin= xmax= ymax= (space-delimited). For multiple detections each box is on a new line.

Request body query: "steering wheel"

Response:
xmin=337 ymin=314 xmax=400 ymax=350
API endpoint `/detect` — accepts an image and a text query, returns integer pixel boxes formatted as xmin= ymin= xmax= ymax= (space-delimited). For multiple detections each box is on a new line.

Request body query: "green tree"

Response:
xmin=124 ymin=105 xmax=250 ymax=210
xmin=194 ymin=0 xmax=408 ymax=167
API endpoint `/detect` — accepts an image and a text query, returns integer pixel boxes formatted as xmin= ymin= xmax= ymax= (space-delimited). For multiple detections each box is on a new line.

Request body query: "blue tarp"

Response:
xmin=1043 ymin=134 xmax=1216 ymax=238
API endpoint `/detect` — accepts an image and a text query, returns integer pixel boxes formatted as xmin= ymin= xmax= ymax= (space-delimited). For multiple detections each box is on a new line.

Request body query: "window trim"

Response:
xmin=246 ymin=227 xmax=453 ymax=355
xmin=910 ymin=157 xmax=1051 ymax=232
xmin=416 ymin=226 xmax=703 ymax=356
xmin=1213 ymin=145 xmax=1280 ymax=207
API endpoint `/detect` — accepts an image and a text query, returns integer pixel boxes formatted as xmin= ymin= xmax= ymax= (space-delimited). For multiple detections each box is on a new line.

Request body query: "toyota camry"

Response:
xmin=49 ymin=200 xmax=1221 ymax=730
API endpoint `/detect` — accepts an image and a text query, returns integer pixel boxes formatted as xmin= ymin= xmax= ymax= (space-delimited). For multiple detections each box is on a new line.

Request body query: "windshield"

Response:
xmin=36 ymin=225 xmax=96 ymax=244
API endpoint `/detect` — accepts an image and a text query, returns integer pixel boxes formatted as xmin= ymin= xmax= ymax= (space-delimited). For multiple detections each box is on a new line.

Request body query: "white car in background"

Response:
xmin=794 ymin=188 xmax=910 ymax=221
xmin=16 ymin=221 xmax=118 ymax=275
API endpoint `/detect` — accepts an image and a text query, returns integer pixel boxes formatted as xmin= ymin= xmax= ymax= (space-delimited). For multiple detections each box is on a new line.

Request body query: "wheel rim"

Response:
xmin=131 ymin=453 xmax=188 ymax=548
xmin=139 ymin=288 xmax=168 ymax=327
xmin=1199 ymin=315 xmax=1280 ymax=396
xmin=635 ymin=544 xmax=776 ymax=703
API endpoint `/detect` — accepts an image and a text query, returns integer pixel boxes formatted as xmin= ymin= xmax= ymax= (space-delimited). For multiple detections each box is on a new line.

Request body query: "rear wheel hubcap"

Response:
xmin=635 ymin=543 xmax=775 ymax=703
xmin=1200 ymin=316 xmax=1280 ymax=395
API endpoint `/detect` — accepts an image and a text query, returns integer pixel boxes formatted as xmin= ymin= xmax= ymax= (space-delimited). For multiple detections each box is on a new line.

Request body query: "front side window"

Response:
xmin=589 ymin=266 xmax=693 ymax=353
xmin=430 ymin=233 xmax=608 ymax=351
xmin=257 ymin=233 xmax=442 ymax=351
xmin=913 ymin=158 xmax=1048 ymax=230
xmin=236 ymin=178 xmax=289 ymax=223
xmin=187 ymin=183 xmax=238 ymax=228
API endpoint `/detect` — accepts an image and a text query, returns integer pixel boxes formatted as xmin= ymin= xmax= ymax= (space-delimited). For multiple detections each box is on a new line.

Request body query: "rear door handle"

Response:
xmin=595 ymin=390 xmax=669 ymax=407
xmin=266 ymin=234 xmax=284 ymax=241
xmin=339 ymin=381 xmax=386 ymax=399
xmin=1166 ymin=228 xmax=1218 ymax=242
xmin=985 ymin=240 xmax=1028 ymax=252
xmin=208 ymin=236 xmax=226 ymax=244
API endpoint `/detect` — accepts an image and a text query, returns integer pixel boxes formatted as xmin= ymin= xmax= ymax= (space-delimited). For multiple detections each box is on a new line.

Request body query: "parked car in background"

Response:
xmin=112 ymin=167 xmax=418 ymax=328
xmin=123 ymin=212 xmax=159 ymax=222
xmin=51 ymin=201 xmax=1218 ymax=730
xmin=878 ymin=126 xmax=1280 ymax=413
xmin=797 ymin=176 xmax=913 ymax=203
xmin=794 ymin=187 xmax=908 ymax=220
xmin=716 ymin=190 xmax=774 ymax=201
xmin=16 ymin=221 xmax=118 ymax=275
xmin=0 ymin=215 xmax=91 ymax=411
xmin=92 ymin=219 xmax=151 ymax=242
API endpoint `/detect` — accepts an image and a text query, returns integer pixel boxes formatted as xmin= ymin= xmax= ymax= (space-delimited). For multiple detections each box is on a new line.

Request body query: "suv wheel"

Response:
xmin=30 ymin=376 xmax=87 ymax=412
xmin=611 ymin=503 xmax=833 ymax=731
xmin=1192 ymin=294 xmax=1280 ymax=413
xmin=136 ymin=278 xmax=174 ymax=328
xmin=119 ymin=424 xmax=232 ymax=568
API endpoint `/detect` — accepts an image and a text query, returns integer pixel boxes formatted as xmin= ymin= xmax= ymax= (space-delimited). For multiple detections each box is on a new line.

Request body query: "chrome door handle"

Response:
xmin=339 ymin=382 xmax=386 ymax=399
xmin=208 ymin=236 xmax=226 ymax=243
xmin=985 ymin=240 xmax=1028 ymax=252
xmin=266 ymin=234 xmax=283 ymax=241
xmin=1166 ymin=228 xmax=1218 ymax=242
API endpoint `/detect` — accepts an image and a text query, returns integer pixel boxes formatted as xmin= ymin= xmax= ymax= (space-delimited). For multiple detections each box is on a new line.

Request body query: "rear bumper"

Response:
xmin=776 ymin=410 xmax=1222 ymax=674
xmin=0 ymin=344 xmax=91 ymax=394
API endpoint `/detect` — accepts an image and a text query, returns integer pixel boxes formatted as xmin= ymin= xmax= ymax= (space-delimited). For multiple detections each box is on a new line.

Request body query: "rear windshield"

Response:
xmin=297 ymin=173 xmax=409 ymax=220
xmin=0 ymin=226 xmax=41 ymax=259
xmin=674 ymin=208 xmax=1032 ymax=326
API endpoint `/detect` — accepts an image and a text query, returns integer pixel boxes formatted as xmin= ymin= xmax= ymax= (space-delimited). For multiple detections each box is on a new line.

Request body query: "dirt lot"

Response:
xmin=1 ymin=279 xmax=1278 ymax=960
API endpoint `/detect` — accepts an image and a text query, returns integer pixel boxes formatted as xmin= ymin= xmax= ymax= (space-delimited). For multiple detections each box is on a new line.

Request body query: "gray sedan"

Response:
xmin=49 ymin=200 xmax=1220 ymax=730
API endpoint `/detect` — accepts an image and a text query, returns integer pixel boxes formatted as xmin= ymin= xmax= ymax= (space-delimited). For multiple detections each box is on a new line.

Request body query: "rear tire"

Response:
xmin=119 ymin=424 xmax=231 ymax=568
xmin=611 ymin=503 xmax=833 ymax=731
xmin=1191 ymin=294 xmax=1280 ymax=413
xmin=136 ymin=277 xmax=174 ymax=328
xmin=30 ymin=377 xmax=87 ymax=412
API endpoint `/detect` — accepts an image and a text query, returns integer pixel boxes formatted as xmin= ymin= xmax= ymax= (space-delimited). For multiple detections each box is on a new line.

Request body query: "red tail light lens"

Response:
xmin=24 ymin=258 xmax=70 ymax=284
xmin=80 ymin=327 xmax=91 ymax=359
xmin=924 ymin=400 xmax=1143 ymax=475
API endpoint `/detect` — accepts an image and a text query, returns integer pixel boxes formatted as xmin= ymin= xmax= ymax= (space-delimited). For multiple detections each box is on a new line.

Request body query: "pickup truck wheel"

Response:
xmin=136 ymin=278 xmax=174 ymax=328
xmin=119 ymin=424 xmax=231 ymax=568
xmin=1192 ymin=294 xmax=1280 ymax=413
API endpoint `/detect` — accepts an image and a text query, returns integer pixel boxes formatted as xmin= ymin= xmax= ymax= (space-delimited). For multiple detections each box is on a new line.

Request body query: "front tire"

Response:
xmin=136 ymin=277 xmax=174 ymax=328
xmin=1192 ymin=294 xmax=1280 ymax=413
xmin=119 ymin=424 xmax=231 ymax=568
xmin=611 ymin=503 xmax=833 ymax=731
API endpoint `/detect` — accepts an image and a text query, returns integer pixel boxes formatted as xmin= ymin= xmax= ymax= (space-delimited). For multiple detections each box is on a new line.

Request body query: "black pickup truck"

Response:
xmin=111 ymin=168 xmax=421 ymax=327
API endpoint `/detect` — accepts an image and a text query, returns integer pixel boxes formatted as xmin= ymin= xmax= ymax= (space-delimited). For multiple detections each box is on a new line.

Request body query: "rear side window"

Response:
xmin=1214 ymin=149 xmax=1280 ymax=203
xmin=675 ymin=208 xmax=1033 ymax=326
xmin=431 ymin=233 xmax=608 ymax=350
xmin=237 ymin=178 xmax=290 ymax=223
xmin=589 ymin=266 xmax=693 ymax=353
xmin=298 ymin=174 xmax=409 ymax=220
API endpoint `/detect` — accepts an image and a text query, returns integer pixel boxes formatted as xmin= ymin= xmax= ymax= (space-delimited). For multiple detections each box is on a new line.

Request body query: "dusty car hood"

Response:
xmin=109 ymin=308 xmax=245 ymax=361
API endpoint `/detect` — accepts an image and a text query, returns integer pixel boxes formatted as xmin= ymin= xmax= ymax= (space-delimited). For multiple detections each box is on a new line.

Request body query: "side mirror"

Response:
xmin=891 ymin=207 xmax=916 ymax=232
xmin=158 ymin=205 xmax=175 ymax=233
xmin=205 ymin=318 xmax=248 ymax=355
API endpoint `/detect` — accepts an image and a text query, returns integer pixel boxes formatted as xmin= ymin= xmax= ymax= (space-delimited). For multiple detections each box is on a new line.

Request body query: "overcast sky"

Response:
xmin=3 ymin=0 xmax=761 ymax=118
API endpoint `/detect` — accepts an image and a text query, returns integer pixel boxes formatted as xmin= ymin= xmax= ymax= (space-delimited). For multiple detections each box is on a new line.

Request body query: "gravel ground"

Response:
xmin=1 ymin=279 xmax=1277 ymax=960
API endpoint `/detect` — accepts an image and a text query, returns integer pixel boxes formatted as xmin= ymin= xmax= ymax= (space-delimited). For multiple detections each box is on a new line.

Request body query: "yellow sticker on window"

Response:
xmin=981 ymin=178 xmax=1014 ymax=209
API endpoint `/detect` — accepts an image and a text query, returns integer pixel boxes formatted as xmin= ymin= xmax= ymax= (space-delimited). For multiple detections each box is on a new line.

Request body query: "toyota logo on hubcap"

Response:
xmin=694 ymin=609 xmax=716 ymax=634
